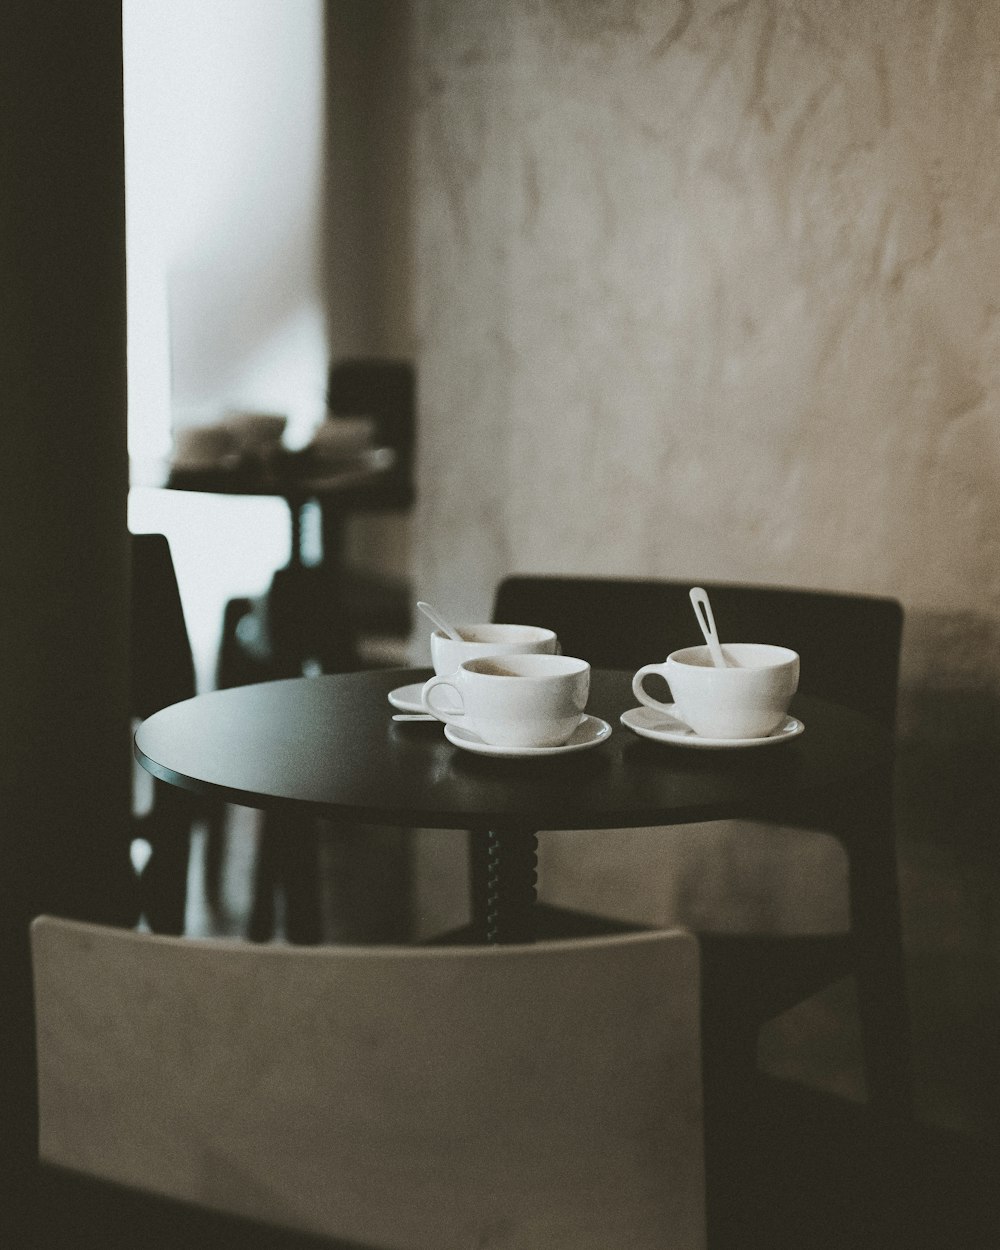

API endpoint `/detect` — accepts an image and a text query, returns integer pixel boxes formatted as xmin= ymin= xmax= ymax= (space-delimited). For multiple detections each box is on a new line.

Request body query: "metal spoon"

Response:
xmin=689 ymin=586 xmax=728 ymax=668
xmin=416 ymin=600 xmax=464 ymax=642
xmin=392 ymin=713 xmax=436 ymax=722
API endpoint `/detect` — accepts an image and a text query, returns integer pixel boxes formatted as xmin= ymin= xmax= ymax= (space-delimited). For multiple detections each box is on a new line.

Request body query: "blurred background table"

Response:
xmin=165 ymin=444 xmax=397 ymax=675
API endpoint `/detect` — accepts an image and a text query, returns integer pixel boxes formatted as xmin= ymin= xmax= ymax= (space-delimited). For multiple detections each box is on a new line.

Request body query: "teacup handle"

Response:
xmin=421 ymin=675 xmax=466 ymax=724
xmin=632 ymin=663 xmax=673 ymax=714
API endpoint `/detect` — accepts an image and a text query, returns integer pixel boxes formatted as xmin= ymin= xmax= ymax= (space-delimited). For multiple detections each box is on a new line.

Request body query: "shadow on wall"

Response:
xmin=889 ymin=610 xmax=1000 ymax=1137
xmin=897 ymin=608 xmax=1000 ymax=851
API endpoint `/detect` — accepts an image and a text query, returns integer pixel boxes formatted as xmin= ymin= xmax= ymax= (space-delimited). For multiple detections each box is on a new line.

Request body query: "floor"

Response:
xmin=31 ymin=1074 xmax=1000 ymax=1250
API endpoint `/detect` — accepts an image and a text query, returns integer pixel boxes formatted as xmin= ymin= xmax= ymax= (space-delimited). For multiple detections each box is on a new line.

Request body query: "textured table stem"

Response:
xmin=470 ymin=827 xmax=538 ymax=944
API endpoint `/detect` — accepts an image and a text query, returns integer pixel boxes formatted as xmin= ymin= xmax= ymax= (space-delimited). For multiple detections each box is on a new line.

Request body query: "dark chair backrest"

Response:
xmin=129 ymin=533 xmax=196 ymax=719
xmin=493 ymin=576 xmax=903 ymax=731
xmin=325 ymin=357 xmax=416 ymax=513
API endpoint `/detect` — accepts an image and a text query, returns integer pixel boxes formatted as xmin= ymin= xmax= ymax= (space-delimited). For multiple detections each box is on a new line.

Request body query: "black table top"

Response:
xmin=162 ymin=447 xmax=394 ymax=500
xmin=134 ymin=668 xmax=892 ymax=833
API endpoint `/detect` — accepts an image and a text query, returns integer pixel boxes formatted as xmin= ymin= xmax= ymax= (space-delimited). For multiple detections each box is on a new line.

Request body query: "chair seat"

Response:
xmin=537 ymin=820 xmax=851 ymax=937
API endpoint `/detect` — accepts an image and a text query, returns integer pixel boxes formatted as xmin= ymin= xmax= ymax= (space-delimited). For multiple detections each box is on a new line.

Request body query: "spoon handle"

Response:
xmin=416 ymin=601 xmax=464 ymax=642
xmin=689 ymin=586 xmax=727 ymax=668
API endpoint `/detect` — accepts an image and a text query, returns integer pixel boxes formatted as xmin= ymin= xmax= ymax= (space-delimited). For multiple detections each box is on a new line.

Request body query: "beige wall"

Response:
xmin=403 ymin=0 xmax=1000 ymax=1024
xmin=408 ymin=0 xmax=1000 ymax=747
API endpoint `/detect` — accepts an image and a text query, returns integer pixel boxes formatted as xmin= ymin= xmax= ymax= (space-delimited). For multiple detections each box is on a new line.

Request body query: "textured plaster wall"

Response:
xmin=409 ymin=0 xmax=1000 ymax=745
xmin=405 ymin=9 xmax=1000 ymax=1120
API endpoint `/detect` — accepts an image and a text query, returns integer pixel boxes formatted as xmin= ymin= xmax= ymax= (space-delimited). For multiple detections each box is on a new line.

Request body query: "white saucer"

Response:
xmin=443 ymin=714 xmax=612 ymax=758
xmin=620 ymin=705 xmax=804 ymax=749
xmin=387 ymin=682 xmax=427 ymax=713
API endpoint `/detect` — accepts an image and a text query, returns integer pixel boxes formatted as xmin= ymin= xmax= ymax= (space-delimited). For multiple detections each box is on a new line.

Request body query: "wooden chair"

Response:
xmin=492 ymin=575 xmax=910 ymax=1117
xmin=130 ymin=532 xmax=199 ymax=935
xmin=31 ymin=916 xmax=706 ymax=1250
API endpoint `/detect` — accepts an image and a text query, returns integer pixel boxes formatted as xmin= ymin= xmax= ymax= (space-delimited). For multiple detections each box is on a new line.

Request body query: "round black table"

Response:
xmin=135 ymin=666 xmax=892 ymax=941
xmin=164 ymin=446 xmax=395 ymax=575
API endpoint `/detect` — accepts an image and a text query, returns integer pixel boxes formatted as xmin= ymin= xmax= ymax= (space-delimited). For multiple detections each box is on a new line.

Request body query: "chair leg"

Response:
xmin=249 ymin=813 xmax=323 ymax=945
xmin=201 ymin=797 xmax=227 ymax=912
xmin=137 ymin=783 xmax=192 ymax=936
xmin=248 ymin=820 xmax=278 ymax=943
xmin=701 ymin=1019 xmax=760 ymax=1250
xmin=845 ymin=790 xmax=914 ymax=1121
xmin=787 ymin=778 xmax=914 ymax=1123
xmin=279 ymin=815 xmax=323 ymax=945
xmin=855 ymin=935 xmax=913 ymax=1119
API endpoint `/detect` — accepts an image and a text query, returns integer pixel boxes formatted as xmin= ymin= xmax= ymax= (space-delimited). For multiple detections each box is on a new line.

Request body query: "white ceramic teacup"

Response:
xmin=422 ymin=653 xmax=590 ymax=748
xmin=632 ymin=643 xmax=800 ymax=739
xmin=430 ymin=623 xmax=558 ymax=678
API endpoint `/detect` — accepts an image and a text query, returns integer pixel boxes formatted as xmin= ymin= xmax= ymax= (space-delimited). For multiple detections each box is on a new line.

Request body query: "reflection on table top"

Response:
xmin=134 ymin=667 xmax=892 ymax=833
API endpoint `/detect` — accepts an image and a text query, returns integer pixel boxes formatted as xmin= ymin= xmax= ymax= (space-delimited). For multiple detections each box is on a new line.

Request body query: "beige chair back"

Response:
xmin=31 ymin=918 xmax=705 ymax=1250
